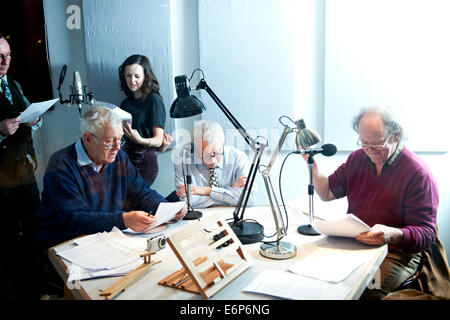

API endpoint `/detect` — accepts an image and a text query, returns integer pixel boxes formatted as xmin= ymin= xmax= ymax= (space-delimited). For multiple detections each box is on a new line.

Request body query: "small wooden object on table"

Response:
xmin=99 ymin=251 xmax=161 ymax=300
xmin=158 ymin=214 xmax=251 ymax=299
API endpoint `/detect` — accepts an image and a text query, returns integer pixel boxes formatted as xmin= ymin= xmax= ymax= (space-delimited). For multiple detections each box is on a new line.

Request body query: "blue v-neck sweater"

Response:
xmin=37 ymin=143 xmax=166 ymax=247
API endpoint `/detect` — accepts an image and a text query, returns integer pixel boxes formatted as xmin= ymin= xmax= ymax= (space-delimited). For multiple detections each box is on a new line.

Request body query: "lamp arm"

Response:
xmin=194 ymin=78 xmax=268 ymax=224
xmin=195 ymin=79 xmax=260 ymax=152
xmin=259 ymin=125 xmax=295 ymax=240
xmin=232 ymin=146 xmax=265 ymax=223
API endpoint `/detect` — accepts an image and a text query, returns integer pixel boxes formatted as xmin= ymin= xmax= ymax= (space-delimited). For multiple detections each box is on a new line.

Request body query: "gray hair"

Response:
xmin=352 ymin=106 xmax=403 ymax=140
xmin=193 ymin=120 xmax=225 ymax=146
xmin=80 ymin=105 xmax=122 ymax=135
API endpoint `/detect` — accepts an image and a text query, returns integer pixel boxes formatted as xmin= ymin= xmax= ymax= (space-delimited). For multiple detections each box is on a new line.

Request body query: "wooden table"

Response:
xmin=49 ymin=206 xmax=387 ymax=300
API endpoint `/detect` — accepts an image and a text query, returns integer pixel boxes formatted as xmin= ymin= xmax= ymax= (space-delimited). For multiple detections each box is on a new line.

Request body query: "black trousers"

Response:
xmin=0 ymin=181 xmax=61 ymax=299
xmin=123 ymin=143 xmax=159 ymax=186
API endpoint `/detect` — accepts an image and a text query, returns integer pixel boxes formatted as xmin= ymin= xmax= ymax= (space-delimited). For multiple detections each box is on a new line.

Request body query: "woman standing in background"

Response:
xmin=119 ymin=54 xmax=172 ymax=186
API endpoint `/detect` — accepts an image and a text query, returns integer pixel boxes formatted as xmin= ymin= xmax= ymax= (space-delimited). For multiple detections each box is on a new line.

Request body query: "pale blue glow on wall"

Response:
xmin=82 ymin=0 xmax=175 ymax=135
xmin=324 ymin=0 xmax=450 ymax=152
xmin=197 ymin=0 xmax=324 ymax=153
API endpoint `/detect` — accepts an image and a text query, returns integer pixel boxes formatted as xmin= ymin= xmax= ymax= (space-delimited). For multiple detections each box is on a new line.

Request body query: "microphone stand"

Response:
xmin=183 ymin=144 xmax=203 ymax=220
xmin=297 ymin=154 xmax=320 ymax=235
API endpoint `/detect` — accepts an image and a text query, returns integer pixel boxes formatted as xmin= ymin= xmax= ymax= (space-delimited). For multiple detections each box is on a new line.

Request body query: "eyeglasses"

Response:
xmin=0 ymin=54 xmax=12 ymax=61
xmin=90 ymin=133 xmax=125 ymax=150
xmin=202 ymin=152 xmax=224 ymax=161
xmin=357 ymin=134 xmax=392 ymax=150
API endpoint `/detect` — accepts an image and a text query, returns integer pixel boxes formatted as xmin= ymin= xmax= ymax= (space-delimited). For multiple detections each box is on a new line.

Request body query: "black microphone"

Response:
xmin=294 ymin=143 xmax=337 ymax=157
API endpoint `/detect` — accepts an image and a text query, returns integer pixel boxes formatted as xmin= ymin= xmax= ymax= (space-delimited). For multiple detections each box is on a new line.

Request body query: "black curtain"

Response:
xmin=0 ymin=0 xmax=53 ymax=102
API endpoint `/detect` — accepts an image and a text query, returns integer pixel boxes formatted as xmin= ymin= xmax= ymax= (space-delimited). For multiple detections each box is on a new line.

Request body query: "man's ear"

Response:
xmin=82 ymin=132 xmax=93 ymax=145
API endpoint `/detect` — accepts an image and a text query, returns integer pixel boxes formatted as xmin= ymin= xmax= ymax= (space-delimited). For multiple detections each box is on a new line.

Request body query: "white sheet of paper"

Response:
xmin=151 ymin=201 xmax=186 ymax=229
xmin=112 ymin=107 xmax=132 ymax=124
xmin=93 ymin=100 xmax=132 ymax=124
xmin=243 ymin=269 xmax=352 ymax=300
xmin=311 ymin=213 xmax=371 ymax=238
xmin=123 ymin=201 xmax=187 ymax=234
xmin=18 ymin=98 xmax=59 ymax=123
xmin=288 ymin=248 xmax=373 ymax=283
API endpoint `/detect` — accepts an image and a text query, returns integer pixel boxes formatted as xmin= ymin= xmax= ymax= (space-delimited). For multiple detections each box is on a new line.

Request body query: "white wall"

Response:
xmin=40 ymin=0 xmax=450 ymax=261
xmin=35 ymin=0 xmax=88 ymax=192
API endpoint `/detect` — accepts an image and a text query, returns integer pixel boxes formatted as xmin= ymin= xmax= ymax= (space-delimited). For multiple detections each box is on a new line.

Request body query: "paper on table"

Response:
xmin=243 ymin=269 xmax=352 ymax=300
xmin=18 ymin=98 xmax=59 ymax=123
xmin=67 ymin=258 xmax=144 ymax=282
xmin=288 ymin=248 xmax=373 ymax=283
xmin=311 ymin=213 xmax=371 ymax=238
xmin=57 ymin=227 xmax=145 ymax=270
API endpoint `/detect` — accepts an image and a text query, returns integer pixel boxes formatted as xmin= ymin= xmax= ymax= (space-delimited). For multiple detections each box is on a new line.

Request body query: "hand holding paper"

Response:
xmin=355 ymin=224 xmax=404 ymax=246
xmin=19 ymin=98 xmax=59 ymax=123
xmin=123 ymin=201 xmax=186 ymax=234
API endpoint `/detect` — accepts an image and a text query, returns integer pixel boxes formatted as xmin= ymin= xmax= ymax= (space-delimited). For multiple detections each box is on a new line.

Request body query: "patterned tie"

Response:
xmin=209 ymin=167 xmax=220 ymax=187
xmin=1 ymin=78 xmax=13 ymax=104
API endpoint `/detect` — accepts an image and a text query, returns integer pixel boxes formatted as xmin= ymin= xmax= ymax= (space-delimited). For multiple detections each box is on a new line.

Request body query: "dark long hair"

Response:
xmin=119 ymin=54 xmax=161 ymax=101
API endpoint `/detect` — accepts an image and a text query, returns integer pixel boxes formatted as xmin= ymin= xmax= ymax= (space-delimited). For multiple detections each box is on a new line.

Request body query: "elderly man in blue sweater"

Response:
xmin=38 ymin=105 xmax=186 ymax=248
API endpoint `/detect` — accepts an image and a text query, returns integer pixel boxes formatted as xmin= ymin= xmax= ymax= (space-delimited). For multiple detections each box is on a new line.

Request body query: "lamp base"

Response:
xmin=229 ymin=220 xmax=264 ymax=244
xmin=259 ymin=241 xmax=297 ymax=260
xmin=183 ymin=210 xmax=202 ymax=220
xmin=297 ymin=224 xmax=320 ymax=236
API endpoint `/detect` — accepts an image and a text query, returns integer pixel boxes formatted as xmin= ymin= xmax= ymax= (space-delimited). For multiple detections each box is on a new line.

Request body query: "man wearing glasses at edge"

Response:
xmin=37 ymin=105 xmax=187 ymax=249
xmin=174 ymin=120 xmax=255 ymax=209
xmin=299 ymin=106 xmax=441 ymax=299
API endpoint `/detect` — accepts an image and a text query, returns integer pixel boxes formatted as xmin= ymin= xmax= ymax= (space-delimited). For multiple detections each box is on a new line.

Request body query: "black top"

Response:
xmin=0 ymin=77 xmax=36 ymax=185
xmin=120 ymin=93 xmax=166 ymax=139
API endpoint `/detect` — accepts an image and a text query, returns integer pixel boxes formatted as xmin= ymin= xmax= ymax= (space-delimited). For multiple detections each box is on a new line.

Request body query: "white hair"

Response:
xmin=192 ymin=120 xmax=225 ymax=146
xmin=80 ymin=105 xmax=122 ymax=135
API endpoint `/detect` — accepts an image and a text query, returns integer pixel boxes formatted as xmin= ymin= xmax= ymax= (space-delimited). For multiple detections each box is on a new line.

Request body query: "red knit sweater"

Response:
xmin=329 ymin=147 xmax=438 ymax=253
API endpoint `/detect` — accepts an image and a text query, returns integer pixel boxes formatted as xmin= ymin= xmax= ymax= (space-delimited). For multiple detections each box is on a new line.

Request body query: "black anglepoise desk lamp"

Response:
xmin=170 ymin=71 xmax=267 ymax=244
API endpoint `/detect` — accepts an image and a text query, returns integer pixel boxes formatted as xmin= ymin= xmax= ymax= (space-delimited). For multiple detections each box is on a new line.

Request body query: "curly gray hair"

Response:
xmin=352 ymin=106 xmax=403 ymax=141
xmin=80 ymin=105 xmax=122 ymax=135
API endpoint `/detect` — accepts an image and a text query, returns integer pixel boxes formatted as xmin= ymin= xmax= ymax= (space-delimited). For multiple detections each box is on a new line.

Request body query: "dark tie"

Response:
xmin=1 ymin=78 xmax=13 ymax=104
xmin=209 ymin=167 xmax=220 ymax=187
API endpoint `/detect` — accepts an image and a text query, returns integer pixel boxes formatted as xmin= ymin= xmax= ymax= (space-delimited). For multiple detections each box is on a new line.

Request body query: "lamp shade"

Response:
xmin=170 ymin=75 xmax=206 ymax=118
xmin=295 ymin=119 xmax=321 ymax=150
xmin=170 ymin=96 xmax=205 ymax=118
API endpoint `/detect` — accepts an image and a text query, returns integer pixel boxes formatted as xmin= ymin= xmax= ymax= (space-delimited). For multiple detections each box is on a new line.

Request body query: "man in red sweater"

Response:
xmin=305 ymin=106 xmax=439 ymax=299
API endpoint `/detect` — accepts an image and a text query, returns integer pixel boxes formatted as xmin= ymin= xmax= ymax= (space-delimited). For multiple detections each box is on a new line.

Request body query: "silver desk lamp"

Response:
xmin=259 ymin=117 xmax=320 ymax=259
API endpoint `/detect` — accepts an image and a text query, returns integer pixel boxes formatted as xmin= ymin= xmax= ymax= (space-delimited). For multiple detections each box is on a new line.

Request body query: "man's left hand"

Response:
xmin=356 ymin=224 xmax=403 ymax=246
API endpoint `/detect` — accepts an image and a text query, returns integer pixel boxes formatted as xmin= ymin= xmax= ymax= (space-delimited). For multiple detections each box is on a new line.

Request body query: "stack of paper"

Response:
xmin=58 ymin=227 xmax=148 ymax=281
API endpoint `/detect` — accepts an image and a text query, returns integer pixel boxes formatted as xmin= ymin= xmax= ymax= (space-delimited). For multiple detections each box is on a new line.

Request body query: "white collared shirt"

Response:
xmin=174 ymin=145 xmax=256 ymax=208
xmin=75 ymin=138 xmax=104 ymax=173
